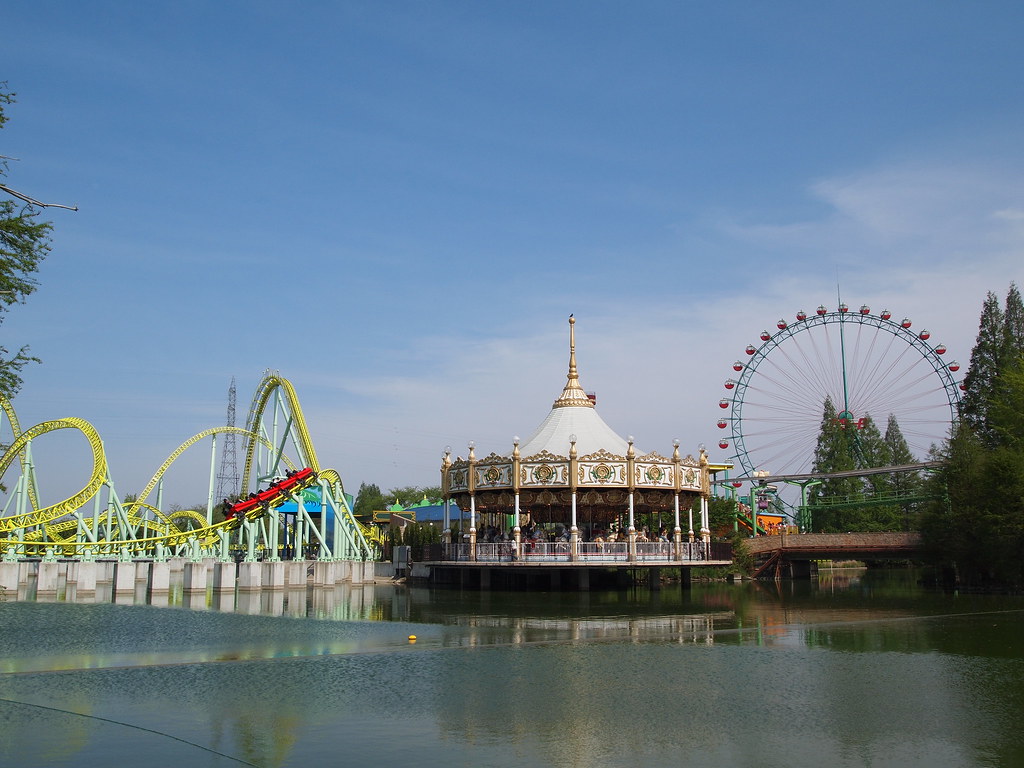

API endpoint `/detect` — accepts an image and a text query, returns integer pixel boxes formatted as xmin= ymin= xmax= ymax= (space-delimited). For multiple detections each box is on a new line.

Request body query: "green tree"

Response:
xmin=707 ymin=494 xmax=737 ymax=536
xmin=1002 ymin=283 xmax=1024 ymax=362
xmin=353 ymin=482 xmax=385 ymax=519
xmin=810 ymin=396 xmax=862 ymax=531
xmin=385 ymin=485 xmax=442 ymax=507
xmin=960 ymin=291 xmax=1007 ymax=443
xmin=856 ymin=414 xmax=903 ymax=530
xmin=0 ymin=84 xmax=53 ymax=398
xmin=920 ymin=286 xmax=1024 ymax=588
xmin=883 ymin=413 xmax=924 ymax=530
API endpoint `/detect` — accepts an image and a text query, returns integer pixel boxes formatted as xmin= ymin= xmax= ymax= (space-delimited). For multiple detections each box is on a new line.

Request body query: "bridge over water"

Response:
xmin=745 ymin=531 xmax=922 ymax=579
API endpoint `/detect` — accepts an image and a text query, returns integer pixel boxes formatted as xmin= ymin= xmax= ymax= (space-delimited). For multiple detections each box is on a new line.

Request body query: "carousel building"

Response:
xmin=439 ymin=316 xmax=714 ymax=566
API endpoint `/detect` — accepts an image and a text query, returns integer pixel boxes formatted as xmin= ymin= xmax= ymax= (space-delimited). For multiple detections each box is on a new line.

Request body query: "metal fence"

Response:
xmin=436 ymin=539 xmax=727 ymax=563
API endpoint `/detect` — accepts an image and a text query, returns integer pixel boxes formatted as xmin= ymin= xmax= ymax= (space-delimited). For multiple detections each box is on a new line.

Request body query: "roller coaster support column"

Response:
xmin=266 ymin=506 xmax=281 ymax=562
xmin=243 ymin=517 xmax=258 ymax=562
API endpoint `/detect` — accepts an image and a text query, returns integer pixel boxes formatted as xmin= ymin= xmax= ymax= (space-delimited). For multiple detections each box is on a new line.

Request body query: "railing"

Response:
xmin=443 ymin=543 xmax=471 ymax=561
xmin=578 ymin=542 xmax=628 ymax=561
xmin=520 ymin=542 xmax=571 ymax=562
xmin=436 ymin=540 xmax=729 ymax=563
xmin=475 ymin=542 xmax=520 ymax=562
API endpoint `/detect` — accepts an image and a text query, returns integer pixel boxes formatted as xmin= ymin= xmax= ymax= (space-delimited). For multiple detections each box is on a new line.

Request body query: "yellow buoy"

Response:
xmin=408 ymin=635 xmax=417 ymax=642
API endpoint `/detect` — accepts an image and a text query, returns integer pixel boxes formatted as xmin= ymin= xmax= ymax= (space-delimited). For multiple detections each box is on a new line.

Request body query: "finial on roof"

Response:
xmin=553 ymin=314 xmax=595 ymax=409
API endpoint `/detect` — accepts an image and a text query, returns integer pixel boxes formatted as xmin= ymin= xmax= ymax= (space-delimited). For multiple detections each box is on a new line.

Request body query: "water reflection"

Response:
xmin=3 ymin=569 xmax=1024 ymax=767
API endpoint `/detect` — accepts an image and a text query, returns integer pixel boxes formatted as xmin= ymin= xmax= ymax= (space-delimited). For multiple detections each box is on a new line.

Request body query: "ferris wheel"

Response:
xmin=716 ymin=303 xmax=963 ymax=483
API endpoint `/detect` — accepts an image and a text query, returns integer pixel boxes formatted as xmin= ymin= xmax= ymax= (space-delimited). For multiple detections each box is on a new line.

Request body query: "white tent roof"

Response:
xmin=518 ymin=402 xmax=632 ymax=458
xmin=516 ymin=316 xmax=636 ymax=458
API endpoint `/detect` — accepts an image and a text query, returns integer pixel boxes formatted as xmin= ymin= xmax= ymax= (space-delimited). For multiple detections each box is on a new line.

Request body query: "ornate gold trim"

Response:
xmin=553 ymin=315 xmax=595 ymax=409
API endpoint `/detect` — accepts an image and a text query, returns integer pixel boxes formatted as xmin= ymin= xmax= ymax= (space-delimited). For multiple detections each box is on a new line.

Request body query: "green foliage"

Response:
xmin=387 ymin=521 xmax=441 ymax=560
xmin=385 ymin=485 xmax=442 ymax=507
xmin=959 ymin=286 xmax=1024 ymax=444
xmin=883 ymin=414 xmax=925 ymax=530
xmin=810 ymin=397 xmax=864 ymax=531
xmin=353 ymin=482 xmax=385 ymax=518
xmin=728 ymin=531 xmax=754 ymax=575
xmin=0 ymin=84 xmax=53 ymax=398
xmin=708 ymin=494 xmax=737 ymax=535
xmin=920 ymin=285 xmax=1024 ymax=588
xmin=808 ymin=398 xmax=921 ymax=531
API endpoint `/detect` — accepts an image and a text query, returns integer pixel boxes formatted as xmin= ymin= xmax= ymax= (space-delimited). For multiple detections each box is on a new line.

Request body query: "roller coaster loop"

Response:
xmin=0 ymin=373 xmax=379 ymax=562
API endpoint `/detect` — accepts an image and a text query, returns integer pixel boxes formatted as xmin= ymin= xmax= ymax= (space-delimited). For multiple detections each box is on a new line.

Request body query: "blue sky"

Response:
xmin=3 ymin=1 xmax=1024 ymax=507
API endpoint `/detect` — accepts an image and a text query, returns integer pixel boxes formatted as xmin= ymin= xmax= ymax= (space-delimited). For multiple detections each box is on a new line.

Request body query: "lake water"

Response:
xmin=1 ymin=568 xmax=1023 ymax=767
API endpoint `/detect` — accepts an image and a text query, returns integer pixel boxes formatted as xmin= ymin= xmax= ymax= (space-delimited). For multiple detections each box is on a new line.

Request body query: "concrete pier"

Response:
xmin=237 ymin=561 xmax=262 ymax=591
xmin=212 ymin=562 xmax=235 ymax=591
xmin=113 ymin=561 xmax=136 ymax=604
xmin=183 ymin=561 xmax=208 ymax=592
xmin=2 ymin=558 xmax=378 ymax=605
xmin=312 ymin=560 xmax=335 ymax=587
xmin=284 ymin=561 xmax=305 ymax=587
xmin=0 ymin=561 xmax=20 ymax=593
xmin=150 ymin=561 xmax=171 ymax=593
xmin=36 ymin=561 xmax=60 ymax=597
xmin=262 ymin=561 xmax=285 ymax=589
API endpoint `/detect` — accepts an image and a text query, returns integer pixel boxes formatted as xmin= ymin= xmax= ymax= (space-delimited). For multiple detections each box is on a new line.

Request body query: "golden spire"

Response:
xmin=553 ymin=314 xmax=595 ymax=408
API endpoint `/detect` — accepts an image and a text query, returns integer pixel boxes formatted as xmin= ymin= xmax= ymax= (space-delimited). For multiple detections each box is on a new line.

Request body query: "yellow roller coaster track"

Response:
xmin=0 ymin=395 xmax=42 ymax=513
xmin=0 ymin=417 xmax=107 ymax=534
xmin=124 ymin=426 xmax=272 ymax=519
xmin=26 ymin=503 xmax=174 ymax=542
xmin=1 ymin=376 xmax=372 ymax=559
xmin=241 ymin=376 xmax=320 ymax=496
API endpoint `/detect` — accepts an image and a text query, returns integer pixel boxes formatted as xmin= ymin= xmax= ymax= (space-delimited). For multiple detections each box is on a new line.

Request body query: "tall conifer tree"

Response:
xmin=810 ymin=396 xmax=861 ymax=531
xmin=959 ymin=292 xmax=1004 ymax=441
xmin=883 ymin=413 xmax=922 ymax=530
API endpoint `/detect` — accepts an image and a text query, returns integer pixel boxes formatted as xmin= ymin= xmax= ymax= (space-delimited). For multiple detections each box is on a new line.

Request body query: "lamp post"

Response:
xmin=569 ymin=433 xmax=578 ymax=558
xmin=468 ymin=440 xmax=477 ymax=560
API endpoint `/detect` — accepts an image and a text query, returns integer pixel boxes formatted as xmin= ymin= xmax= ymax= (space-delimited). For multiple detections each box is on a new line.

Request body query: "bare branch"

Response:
xmin=0 ymin=182 xmax=77 ymax=211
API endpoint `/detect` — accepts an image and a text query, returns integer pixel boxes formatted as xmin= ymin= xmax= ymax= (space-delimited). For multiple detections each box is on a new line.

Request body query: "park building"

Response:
xmin=432 ymin=316 xmax=725 ymax=586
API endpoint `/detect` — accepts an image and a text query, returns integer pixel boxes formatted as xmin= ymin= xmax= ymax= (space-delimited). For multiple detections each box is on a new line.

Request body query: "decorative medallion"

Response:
xmin=532 ymin=463 xmax=555 ymax=483
xmin=645 ymin=465 xmax=665 ymax=483
xmin=590 ymin=463 xmax=615 ymax=482
xmin=685 ymin=468 xmax=696 ymax=485
xmin=484 ymin=466 xmax=502 ymax=485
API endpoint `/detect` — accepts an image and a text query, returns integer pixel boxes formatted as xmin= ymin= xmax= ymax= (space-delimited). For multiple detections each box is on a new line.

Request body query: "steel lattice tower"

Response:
xmin=214 ymin=377 xmax=241 ymax=501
